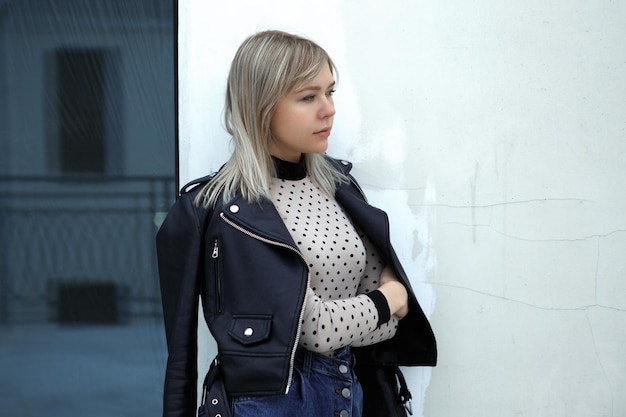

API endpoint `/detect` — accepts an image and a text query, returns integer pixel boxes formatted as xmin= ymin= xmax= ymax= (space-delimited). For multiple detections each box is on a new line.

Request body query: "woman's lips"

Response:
xmin=314 ymin=127 xmax=332 ymax=137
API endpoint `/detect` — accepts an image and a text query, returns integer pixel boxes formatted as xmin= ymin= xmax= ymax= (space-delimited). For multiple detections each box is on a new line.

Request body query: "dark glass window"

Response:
xmin=53 ymin=48 xmax=115 ymax=174
xmin=0 ymin=1 xmax=176 ymax=415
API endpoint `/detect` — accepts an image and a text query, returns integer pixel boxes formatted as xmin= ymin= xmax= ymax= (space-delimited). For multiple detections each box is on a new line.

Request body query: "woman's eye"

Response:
xmin=302 ymin=89 xmax=335 ymax=102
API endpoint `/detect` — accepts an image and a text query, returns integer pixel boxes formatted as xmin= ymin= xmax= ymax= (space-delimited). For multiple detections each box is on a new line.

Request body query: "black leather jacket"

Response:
xmin=157 ymin=159 xmax=436 ymax=417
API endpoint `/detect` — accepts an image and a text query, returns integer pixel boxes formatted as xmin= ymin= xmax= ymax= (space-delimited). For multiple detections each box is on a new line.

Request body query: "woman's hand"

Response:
xmin=377 ymin=266 xmax=409 ymax=319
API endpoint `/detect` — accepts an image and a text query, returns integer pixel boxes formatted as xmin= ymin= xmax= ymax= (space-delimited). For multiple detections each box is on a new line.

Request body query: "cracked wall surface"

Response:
xmin=179 ymin=0 xmax=626 ymax=415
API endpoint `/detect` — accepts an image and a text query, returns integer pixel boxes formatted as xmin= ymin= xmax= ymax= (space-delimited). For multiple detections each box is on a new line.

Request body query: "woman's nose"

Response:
xmin=320 ymin=96 xmax=335 ymax=118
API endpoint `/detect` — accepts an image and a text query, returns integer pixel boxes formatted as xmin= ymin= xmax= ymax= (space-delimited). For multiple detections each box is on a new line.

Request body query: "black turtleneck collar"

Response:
xmin=272 ymin=155 xmax=307 ymax=180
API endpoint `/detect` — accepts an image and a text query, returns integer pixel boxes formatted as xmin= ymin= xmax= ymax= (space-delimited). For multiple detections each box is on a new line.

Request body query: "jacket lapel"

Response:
xmin=334 ymin=182 xmax=394 ymax=263
xmin=219 ymin=194 xmax=298 ymax=248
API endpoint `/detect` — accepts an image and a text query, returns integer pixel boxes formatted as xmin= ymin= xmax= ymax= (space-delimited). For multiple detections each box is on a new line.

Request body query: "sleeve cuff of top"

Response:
xmin=365 ymin=289 xmax=391 ymax=327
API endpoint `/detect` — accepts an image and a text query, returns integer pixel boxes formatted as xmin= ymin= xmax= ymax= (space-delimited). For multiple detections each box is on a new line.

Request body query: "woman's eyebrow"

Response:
xmin=295 ymin=81 xmax=336 ymax=94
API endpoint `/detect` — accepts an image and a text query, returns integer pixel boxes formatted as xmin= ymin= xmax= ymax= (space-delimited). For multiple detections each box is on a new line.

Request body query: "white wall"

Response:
xmin=178 ymin=1 xmax=626 ymax=415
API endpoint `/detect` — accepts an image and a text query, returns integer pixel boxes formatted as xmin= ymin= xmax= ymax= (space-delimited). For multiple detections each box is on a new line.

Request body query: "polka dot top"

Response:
xmin=269 ymin=158 xmax=399 ymax=356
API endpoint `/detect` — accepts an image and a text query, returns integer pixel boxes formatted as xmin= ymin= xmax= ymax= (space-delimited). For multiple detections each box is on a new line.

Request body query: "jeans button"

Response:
xmin=339 ymin=364 xmax=348 ymax=374
xmin=341 ymin=388 xmax=351 ymax=398
xmin=339 ymin=410 xmax=349 ymax=417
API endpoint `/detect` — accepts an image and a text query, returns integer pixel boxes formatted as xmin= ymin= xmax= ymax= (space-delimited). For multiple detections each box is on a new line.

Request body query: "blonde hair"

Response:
xmin=195 ymin=30 xmax=348 ymax=207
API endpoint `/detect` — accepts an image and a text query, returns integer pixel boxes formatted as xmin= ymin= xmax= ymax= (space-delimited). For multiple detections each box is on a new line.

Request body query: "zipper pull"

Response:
xmin=211 ymin=240 xmax=219 ymax=259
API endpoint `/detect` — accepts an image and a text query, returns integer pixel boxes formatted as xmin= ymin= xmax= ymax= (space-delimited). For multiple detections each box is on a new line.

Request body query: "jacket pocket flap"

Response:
xmin=228 ymin=315 xmax=272 ymax=345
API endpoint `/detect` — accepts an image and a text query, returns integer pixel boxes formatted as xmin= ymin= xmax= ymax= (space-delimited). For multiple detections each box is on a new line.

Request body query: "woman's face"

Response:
xmin=269 ymin=65 xmax=336 ymax=162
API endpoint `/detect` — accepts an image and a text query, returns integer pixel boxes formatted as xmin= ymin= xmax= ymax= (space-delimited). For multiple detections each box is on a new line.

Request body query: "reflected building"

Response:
xmin=0 ymin=0 xmax=175 ymax=324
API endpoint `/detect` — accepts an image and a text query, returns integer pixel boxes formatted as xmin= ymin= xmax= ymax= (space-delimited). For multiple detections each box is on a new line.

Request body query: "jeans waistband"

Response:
xmin=294 ymin=347 xmax=355 ymax=380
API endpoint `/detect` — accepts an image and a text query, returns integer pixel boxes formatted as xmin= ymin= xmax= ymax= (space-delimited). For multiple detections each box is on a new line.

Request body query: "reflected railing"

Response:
xmin=0 ymin=175 xmax=175 ymax=324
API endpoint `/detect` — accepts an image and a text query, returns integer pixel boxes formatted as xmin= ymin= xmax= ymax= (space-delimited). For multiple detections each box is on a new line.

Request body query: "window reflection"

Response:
xmin=0 ymin=1 xmax=175 ymax=415
xmin=50 ymin=48 xmax=120 ymax=174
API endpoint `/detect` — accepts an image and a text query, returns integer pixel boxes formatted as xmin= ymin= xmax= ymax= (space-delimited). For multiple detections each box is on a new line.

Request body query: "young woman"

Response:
xmin=157 ymin=30 xmax=436 ymax=417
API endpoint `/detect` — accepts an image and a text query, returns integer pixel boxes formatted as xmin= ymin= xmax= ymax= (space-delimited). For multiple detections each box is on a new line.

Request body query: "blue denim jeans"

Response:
xmin=199 ymin=347 xmax=363 ymax=417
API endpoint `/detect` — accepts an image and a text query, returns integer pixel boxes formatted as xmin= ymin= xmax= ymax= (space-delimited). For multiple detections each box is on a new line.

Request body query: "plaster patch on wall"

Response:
xmin=362 ymin=179 xmax=437 ymax=417
xmin=337 ymin=120 xmax=408 ymax=171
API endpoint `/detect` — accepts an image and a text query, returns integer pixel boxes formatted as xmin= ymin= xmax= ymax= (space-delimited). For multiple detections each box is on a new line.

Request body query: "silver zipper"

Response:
xmin=211 ymin=240 xmax=219 ymax=258
xmin=212 ymin=239 xmax=222 ymax=313
xmin=219 ymin=212 xmax=310 ymax=394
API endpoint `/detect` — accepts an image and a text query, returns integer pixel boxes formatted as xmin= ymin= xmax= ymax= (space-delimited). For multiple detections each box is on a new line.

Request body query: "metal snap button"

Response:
xmin=229 ymin=204 xmax=240 ymax=213
xmin=338 ymin=364 xmax=348 ymax=374
xmin=243 ymin=327 xmax=254 ymax=337
xmin=339 ymin=410 xmax=349 ymax=417
xmin=341 ymin=387 xmax=351 ymax=398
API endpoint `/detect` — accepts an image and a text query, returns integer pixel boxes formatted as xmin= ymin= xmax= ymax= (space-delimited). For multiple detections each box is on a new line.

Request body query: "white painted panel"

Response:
xmin=179 ymin=1 xmax=626 ymax=415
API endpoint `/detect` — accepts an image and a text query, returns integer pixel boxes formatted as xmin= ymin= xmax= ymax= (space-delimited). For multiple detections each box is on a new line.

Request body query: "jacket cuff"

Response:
xmin=365 ymin=290 xmax=391 ymax=327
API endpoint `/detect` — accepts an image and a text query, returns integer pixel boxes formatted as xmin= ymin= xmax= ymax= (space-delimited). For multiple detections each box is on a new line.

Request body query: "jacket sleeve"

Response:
xmin=156 ymin=192 xmax=203 ymax=417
